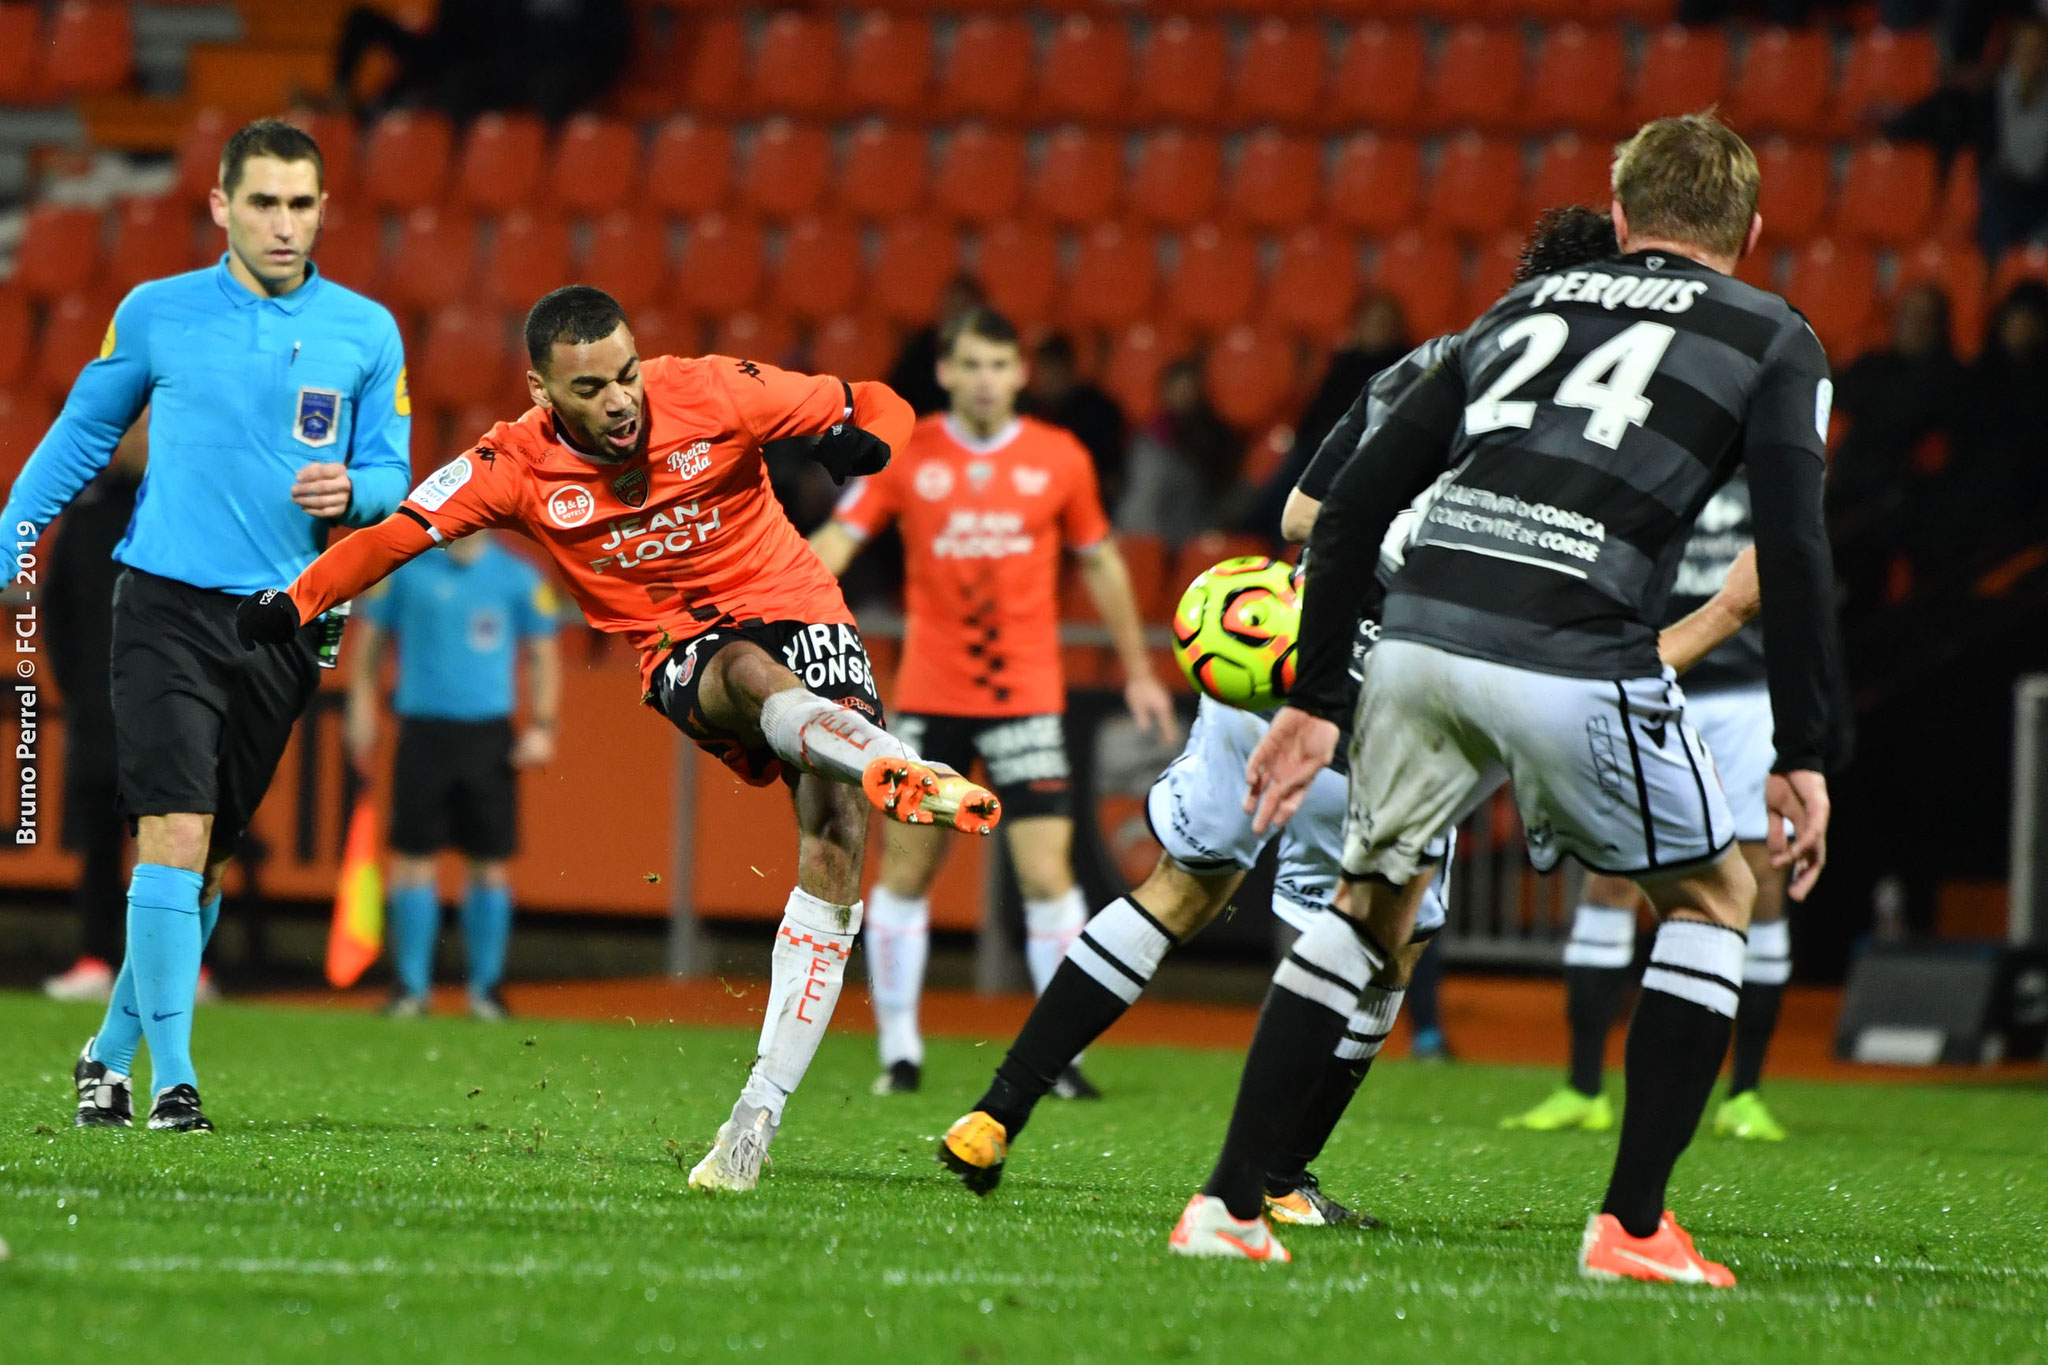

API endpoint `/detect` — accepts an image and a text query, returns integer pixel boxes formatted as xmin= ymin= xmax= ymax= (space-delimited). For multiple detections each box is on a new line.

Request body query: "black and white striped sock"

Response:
xmin=1267 ymin=983 xmax=1406 ymax=1193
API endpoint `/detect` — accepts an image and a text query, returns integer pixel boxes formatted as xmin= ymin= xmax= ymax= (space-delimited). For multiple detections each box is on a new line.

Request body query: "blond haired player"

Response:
xmin=810 ymin=308 xmax=1175 ymax=1097
xmin=237 ymin=286 xmax=1000 ymax=1191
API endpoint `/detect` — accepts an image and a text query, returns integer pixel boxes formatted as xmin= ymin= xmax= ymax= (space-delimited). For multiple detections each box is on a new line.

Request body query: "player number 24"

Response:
xmin=1465 ymin=315 xmax=1677 ymax=450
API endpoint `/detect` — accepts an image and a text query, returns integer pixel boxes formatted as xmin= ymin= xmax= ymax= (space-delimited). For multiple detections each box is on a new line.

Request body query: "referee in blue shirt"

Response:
xmin=346 ymin=533 xmax=560 ymax=1021
xmin=2 ymin=119 xmax=412 ymax=1131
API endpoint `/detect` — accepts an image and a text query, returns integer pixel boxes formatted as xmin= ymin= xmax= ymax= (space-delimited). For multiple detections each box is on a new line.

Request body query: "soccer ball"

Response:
xmin=1170 ymin=556 xmax=1300 ymax=709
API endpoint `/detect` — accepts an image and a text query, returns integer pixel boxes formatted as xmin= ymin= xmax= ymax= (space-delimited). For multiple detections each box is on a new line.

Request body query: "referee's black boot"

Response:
xmin=147 ymin=1084 xmax=215 ymax=1133
xmin=73 ymin=1040 xmax=133 ymax=1128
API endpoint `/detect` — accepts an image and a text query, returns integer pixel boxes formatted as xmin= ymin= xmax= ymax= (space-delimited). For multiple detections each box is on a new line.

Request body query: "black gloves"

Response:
xmin=235 ymin=589 xmax=303 ymax=648
xmin=808 ymin=423 xmax=891 ymax=485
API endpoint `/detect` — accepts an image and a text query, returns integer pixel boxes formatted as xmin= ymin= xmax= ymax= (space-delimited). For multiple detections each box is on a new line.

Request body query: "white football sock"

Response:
xmin=757 ymin=687 xmax=914 ymax=787
xmin=1335 ymin=983 xmax=1406 ymax=1061
xmin=1023 ymin=887 xmax=1088 ymax=995
xmin=864 ymin=885 xmax=929 ymax=1066
xmin=1562 ymin=903 xmax=1638 ymax=969
xmin=1743 ymin=918 xmax=1792 ymax=986
xmin=738 ymin=888 xmax=862 ymax=1123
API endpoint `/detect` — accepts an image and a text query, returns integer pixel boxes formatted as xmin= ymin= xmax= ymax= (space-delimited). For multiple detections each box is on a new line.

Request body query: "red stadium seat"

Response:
xmin=1782 ymin=239 xmax=1879 ymax=361
xmin=1937 ymin=150 xmax=1979 ymax=246
xmin=1424 ymin=134 xmax=1524 ymax=239
xmin=481 ymin=212 xmax=571 ymax=313
xmin=1463 ymin=232 xmax=1524 ymax=322
xmin=36 ymin=292 xmax=119 ymax=402
xmin=1327 ymin=134 xmax=1422 ymax=235
xmin=772 ymin=216 xmax=864 ymax=321
xmin=1327 ymin=23 xmax=1427 ymax=132
xmin=809 ymin=314 xmax=895 ymax=383
xmin=1836 ymin=142 xmax=1938 ymax=246
xmin=174 ymin=108 xmax=233 ymax=201
xmin=1992 ymin=241 xmax=2048 ymax=298
xmin=1062 ymin=222 xmax=1157 ymax=330
xmin=1266 ymin=226 xmax=1361 ymax=344
xmin=1838 ymin=28 xmax=1938 ymax=132
xmin=46 ymin=2 xmax=132 ymax=97
xmin=1730 ymin=28 xmax=1834 ymax=137
xmin=1165 ymin=226 xmax=1259 ymax=334
xmin=739 ymin=120 xmax=832 ymax=221
xmin=582 ymin=210 xmax=670 ymax=316
xmin=938 ymin=17 xmax=1032 ymax=122
xmin=627 ymin=308 xmax=699 ymax=364
xmin=1226 ymin=131 xmax=1321 ymax=232
xmin=1128 ymin=130 xmax=1222 ymax=230
xmin=1205 ymin=325 xmax=1297 ymax=432
xmin=869 ymin=216 xmax=959 ymax=326
xmin=15 ymin=205 xmax=101 ymax=302
xmin=0 ymin=6 xmax=41 ymax=105
xmin=710 ymin=310 xmax=796 ymax=367
xmin=932 ymin=125 xmax=1025 ymax=225
xmin=1627 ymin=27 xmax=1729 ymax=127
xmin=1227 ymin=20 xmax=1325 ymax=128
xmin=287 ymin=108 xmax=359 ymax=198
xmin=378 ymin=207 xmax=477 ymax=315
xmin=646 ymin=118 xmax=733 ymax=220
xmin=1038 ymin=14 xmax=1130 ymax=125
xmin=1028 ymin=127 xmax=1122 ymax=227
xmin=845 ymin=13 xmax=931 ymax=119
xmin=837 ymin=122 xmax=928 ymax=222
xmin=1102 ymin=322 xmax=1190 ymax=424
xmin=414 ymin=305 xmax=510 ymax=409
xmin=1893 ymin=239 xmax=1986 ymax=356
xmin=0 ymin=288 xmax=31 ymax=389
xmin=680 ymin=15 xmax=747 ymax=119
xmin=978 ymin=220 xmax=1060 ymax=327
xmin=1754 ymin=139 xmax=1832 ymax=245
xmin=1527 ymin=24 xmax=1626 ymax=135
xmin=550 ymin=116 xmax=642 ymax=219
xmin=1427 ymin=25 xmax=1525 ymax=132
xmin=361 ymin=111 xmax=454 ymax=213
xmin=1526 ymin=135 xmax=1614 ymax=217
xmin=455 ymin=112 xmax=547 ymax=215
xmin=310 ymin=204 xmax=380 ymax=291
xmin=672 ymin=213 xmax=765 ymax=319
xmin=1370 ymin=229 xmax=1465 ymax=340
xmin=748 ymin=11 xmax=841 ymax=119
xmin=106 ymin=196 xmax=196 ymax=292
xmin=1135 ymin=18 xmax=1229 ymax=125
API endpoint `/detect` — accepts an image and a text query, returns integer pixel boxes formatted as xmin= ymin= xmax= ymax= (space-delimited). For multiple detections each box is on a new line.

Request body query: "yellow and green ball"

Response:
xmin=1170 ymin=555 xmax=1300 ymax=709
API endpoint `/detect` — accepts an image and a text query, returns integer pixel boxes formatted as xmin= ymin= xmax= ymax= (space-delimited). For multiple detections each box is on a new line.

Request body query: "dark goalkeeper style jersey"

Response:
xmin=1294 ymin=249 xmax=1841 ymax=776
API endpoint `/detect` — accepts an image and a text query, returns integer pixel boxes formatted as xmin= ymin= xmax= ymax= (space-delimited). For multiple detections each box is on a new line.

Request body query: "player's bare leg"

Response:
xmin=1006 ymin=815 xmax=1098 ymax=1098
xmin=1715 ymin=841 xmax=1790 ymax=1140
xmin=691 ymin=769 xmax=871 ymax=1192
xmin=1581 ymin=849 xmax=1753 ymax=1286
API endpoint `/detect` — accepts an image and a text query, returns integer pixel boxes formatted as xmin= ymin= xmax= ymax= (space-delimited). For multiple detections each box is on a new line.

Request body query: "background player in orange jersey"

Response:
xmin=810 ymin=308 xmax=1176 ymax=1097
xmin=236 ymin=286 xmax=1001 ymax=1192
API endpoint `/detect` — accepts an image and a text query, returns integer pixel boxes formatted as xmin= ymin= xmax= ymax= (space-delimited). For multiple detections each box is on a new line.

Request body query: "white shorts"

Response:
xmin=1686 ymin=685 xmax=1773 ymax=844
xmin=1343 ymin=640 xmax=1734 ymax=883
xmin=1148 ymin=697 xmax=1449 ymax=938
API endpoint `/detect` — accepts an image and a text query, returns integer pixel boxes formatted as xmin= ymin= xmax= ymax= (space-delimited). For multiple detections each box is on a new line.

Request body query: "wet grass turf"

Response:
xmin=0 ymin=992 xmax=2043 ymax=1362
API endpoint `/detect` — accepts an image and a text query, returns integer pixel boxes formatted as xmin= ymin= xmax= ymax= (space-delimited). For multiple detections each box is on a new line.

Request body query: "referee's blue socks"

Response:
xmin=461 ymin=881 xmax=513 ymax=1000
xmin=388 ymin=883 xmax=440 ymax=999
xmin=126 ymin=864 xmax=205 ymax=1094
xmin=92 ymin=889 xmax=220 ymax=1077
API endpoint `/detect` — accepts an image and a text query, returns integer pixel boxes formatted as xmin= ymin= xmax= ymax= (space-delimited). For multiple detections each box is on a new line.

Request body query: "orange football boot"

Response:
xmin=937 ymin=1110 xmax=1009 ymax=1194
xmin=1579 ymin=1210 xmax=1736 ymax=1287
xmin=863 ymin=757 xmax=1002 ymax=835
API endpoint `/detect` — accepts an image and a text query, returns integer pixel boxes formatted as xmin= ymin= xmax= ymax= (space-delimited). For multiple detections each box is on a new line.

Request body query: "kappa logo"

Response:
xmin=668 ymin=440 xmax=713 ymax=479
xmin=735 ymin=358 xmax=764 ymax=384
xmin=294 ymin=387 xmax=343 ymax=448
xmin=547 ymin=486 xmax=596 ymax=529
xmin=913 ymin=462 xmax=955 ymax=501
xmin=1011 ymin=466 xmax=1050 ymax=496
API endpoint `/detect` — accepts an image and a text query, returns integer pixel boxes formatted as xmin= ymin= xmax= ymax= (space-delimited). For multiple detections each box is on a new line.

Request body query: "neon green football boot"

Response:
xmin=1501 ymin=1086 xmax=1614 ymax=1132
xmin=1713 ymin=1090 xmax=1787 ymax=1141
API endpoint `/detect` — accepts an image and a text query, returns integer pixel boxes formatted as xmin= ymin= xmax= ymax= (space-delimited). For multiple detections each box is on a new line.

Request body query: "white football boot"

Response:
xmin=1167 ymin=1194 xmax=1292 ymax=1263
xmin=688 ymin=1100 xmax=777 ymax=1192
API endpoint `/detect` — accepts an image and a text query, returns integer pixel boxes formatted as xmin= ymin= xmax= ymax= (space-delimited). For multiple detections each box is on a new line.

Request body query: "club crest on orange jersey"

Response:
xmin=914 ymin=463 xmax=954 ymax=501
xmin=613 ymin=466 xmax=648 ymax=509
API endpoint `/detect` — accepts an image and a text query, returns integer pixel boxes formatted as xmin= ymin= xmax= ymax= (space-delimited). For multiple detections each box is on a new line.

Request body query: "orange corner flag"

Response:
xmin=326 ymin=796 xmax=384 ymax=989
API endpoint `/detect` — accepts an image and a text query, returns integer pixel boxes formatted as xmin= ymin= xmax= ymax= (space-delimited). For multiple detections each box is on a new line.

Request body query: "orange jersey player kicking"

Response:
xmin=809 ymin=308 xmax=1175 ymax=1099
xmin=235 ymin=286 xmax=1001 ymax=1193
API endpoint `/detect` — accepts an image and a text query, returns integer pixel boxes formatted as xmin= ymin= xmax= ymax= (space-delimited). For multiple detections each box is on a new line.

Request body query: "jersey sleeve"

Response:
xmin=831 ymin=463 xmax=900 ymax=540
xmin=1058 ymin=440 xmax=1112 ymax=549
xmin=400 ymin=437 xmax=525 ymax=541
xmin=340 ymin=307 xmax=414 ymax=527
xmin=715 ymin=356 xmax=858 ymax=444
xmin=0 ymin=288 xmax=153 ymax=538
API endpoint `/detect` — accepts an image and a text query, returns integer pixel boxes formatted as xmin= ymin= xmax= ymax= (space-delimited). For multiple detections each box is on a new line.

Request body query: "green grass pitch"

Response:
xmin=0 ymin=993 xmax=2043 ymax=1363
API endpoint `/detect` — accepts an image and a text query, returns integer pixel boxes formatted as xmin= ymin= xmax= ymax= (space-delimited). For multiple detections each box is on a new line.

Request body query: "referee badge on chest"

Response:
xmin=612 ymin=466 xmax=649 ymax=508
xmin=294 ymin=387 xmax=342 ymax=448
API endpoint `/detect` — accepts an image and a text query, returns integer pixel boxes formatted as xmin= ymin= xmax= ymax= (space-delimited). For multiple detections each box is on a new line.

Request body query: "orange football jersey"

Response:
xmin=834 ymin=415 xmax=1110 ymax=716
xmin=385 ymin=354 xmax=896 ymax=691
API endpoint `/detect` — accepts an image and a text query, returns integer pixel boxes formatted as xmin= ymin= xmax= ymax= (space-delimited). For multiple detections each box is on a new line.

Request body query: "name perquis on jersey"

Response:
xmin=1526 ymin=270 xmax=1711 ymax=314
xmin=588 ymin=500 xmax=723 ymax=574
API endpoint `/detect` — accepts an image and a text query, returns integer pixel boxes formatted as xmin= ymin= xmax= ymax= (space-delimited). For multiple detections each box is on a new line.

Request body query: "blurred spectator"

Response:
xmin=1827 ymin=284 xmax=1963 ymax=612
xmin=1023 ymin=333 xmax=1128 ymax=506
xmin=1115 ymin=358 xmax=1244 ymax=544
xmin=1888 ymin=20 xmax=2048 ymax=258
xmin=886 ymin=277 xmax=985 ymax=417
xmin=42 ymin=423 xmax=147 ymax=1002
xmin=1879 ymin=0 xmax=2030 ymax=70
xmin=335 ymin=0 xmax=630 ymax=123
xmin=1943 ymin=279 xmax=2048 ymax=562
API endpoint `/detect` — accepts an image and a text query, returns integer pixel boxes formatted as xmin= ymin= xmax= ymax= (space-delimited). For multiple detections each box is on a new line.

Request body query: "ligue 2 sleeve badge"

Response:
xmin=295 ymin=387 xmax=342 ymax=448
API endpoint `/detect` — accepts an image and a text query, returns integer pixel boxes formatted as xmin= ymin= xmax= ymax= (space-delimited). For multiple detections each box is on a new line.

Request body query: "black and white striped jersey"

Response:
xmin=1666 ymin=473 xmax=1764 ymax=692
xmin=1295 ymin=249 xmax=1840 ymax=774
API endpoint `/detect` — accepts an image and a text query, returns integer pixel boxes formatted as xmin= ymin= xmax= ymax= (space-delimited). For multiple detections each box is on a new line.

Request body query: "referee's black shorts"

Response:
xmin=109 ymin=566 xmax=322 ymax=860
xmin=389 ymin=717 xmax=518 ymax=861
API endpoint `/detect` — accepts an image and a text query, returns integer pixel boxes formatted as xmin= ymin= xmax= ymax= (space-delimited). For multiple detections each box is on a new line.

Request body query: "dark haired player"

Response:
xmin=2 ymin=117 xmax=411 ymax=1132
xmin=236 ymin=285 xmax=1000 ymax=1191
xmin=810 ymin=307 xmax=1173 ymax=1099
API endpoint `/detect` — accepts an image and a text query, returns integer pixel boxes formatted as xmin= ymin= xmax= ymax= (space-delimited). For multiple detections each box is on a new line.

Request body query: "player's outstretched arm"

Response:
xmin=235 ymin=512 xmax=437 ymax=647
xmin=1279 ymin=489 xmax=1321 ymax=545
xmin=0 ymin=293 xmax=152 ymax=538
xmin=1657 ymin=546 xmax=1759 ymax=674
